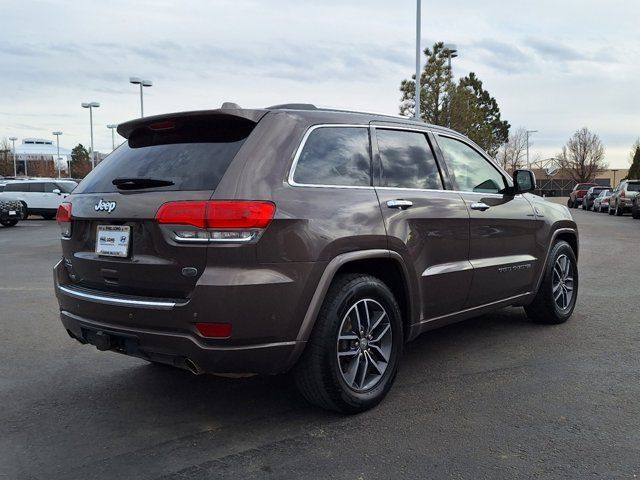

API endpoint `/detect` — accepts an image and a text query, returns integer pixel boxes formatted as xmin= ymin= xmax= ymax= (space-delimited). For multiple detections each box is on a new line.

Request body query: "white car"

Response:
xmin=0 ymin=179 xmax=77 ymax=219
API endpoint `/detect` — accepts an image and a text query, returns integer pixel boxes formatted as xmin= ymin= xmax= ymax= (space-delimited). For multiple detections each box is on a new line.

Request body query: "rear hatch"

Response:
xmin=60 ymin=110 xmax=265 ymax=299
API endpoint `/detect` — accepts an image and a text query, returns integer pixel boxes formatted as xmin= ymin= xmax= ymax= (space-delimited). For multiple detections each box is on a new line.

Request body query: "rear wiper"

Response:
xmin=112 ymin=177 xmax=175 ymax=190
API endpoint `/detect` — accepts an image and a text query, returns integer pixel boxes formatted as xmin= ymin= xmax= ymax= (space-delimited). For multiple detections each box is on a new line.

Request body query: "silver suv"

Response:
xmin=608 ymin=180 xmax=640 ymax=216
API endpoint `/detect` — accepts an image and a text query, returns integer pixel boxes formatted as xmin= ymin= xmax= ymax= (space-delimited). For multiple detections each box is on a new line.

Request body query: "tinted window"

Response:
xmin=293 ymin=127 xmax=371 ymax=186
xmin=376 ymin=129 xmax=443 ymax=190
xmin=55 ymin=182 xmax=77 ymax=193
xmin=45 ymin=182 xmax=59 ymax=193
xmin=437 ymin=136 xmax=506 ymax=193
xmin=74 ymin=117 xmax=255 ymax=194
xmin=627 ymin=182 xmax=640 ymax=192
xmin=29 ymin=183 xmax=45 ymax=192
xmin=4 ymin=183 xmax=28 ymax=192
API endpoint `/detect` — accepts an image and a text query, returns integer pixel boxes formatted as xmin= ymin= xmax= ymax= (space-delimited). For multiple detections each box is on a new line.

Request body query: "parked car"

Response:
xmin=0 ymin=199 xmax=23 ymax=227
xmin=0 ymin=179 xmax=77 ymax=219
xmin=568 ymin=182 xmax=598 ymax=208
xmin=608 ymin=180 xmax=640 ymax=216
xmin=53 ymin=104 xmax=579 ymax=413
xmin=593 ymin=189 xmax=612 ymax=213
xmin=582 ymin=186 xmax=610 ymax=210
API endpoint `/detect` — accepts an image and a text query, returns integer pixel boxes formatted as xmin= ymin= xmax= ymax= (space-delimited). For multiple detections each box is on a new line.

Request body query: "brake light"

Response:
xmin=156 ymin=201 xmax=276 ymax=243
xmin=56 ymin=203 xmax=72 ymax=238
xmin=195 ymin=322 xmax=232 ymax=338
xmin=620 ymin=191 xmax=625 ymax=198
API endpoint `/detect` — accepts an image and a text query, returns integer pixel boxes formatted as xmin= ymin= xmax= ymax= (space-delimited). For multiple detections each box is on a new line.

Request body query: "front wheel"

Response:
xmin=293 ymin=273 xmax=403 ymax=413
xmin=0 ymin=219 xmax=18 ymax=227
xmin=525 ymin=241 xmax=578 ymax=324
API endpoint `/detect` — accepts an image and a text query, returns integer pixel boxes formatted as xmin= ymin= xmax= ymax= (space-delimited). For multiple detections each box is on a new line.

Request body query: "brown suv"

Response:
xmin=54 ymin=104 xmax=579 ymax=413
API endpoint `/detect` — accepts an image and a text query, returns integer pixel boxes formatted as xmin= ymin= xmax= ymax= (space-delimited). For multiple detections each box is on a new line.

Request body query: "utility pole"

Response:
xmin=414 ymin=0 xmax=421 ymax=121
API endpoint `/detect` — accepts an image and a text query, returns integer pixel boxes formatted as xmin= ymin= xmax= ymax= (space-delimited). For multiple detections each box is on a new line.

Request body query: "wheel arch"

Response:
xmin=286 ymin=250 xmax=416 ymax=369
xmin=532 ymin=227 xmax=579 ymax=296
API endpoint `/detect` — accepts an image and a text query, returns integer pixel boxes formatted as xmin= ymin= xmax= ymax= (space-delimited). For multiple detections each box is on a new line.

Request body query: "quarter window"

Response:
xmin=376 ymin=129 xmax=443 ymax=190
xmin=437 ymin=136 xmax=506 ymax=194
xmin=293 ymin=127 xmax=371 ymax=187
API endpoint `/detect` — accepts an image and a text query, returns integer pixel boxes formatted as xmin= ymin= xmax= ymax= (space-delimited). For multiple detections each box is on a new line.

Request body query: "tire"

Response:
xmin=20 ymin=202 xmax=28 ymax=219
xmin=632 ymin=202 xmax=640 ymax=219
xmin=1 ymin=219 xmax=18 ymax=227
xmin=608 ymin=203 xmax=615 ymax=215
xmin=293 ymin=273 xmax=403 ymax=413
xmin=567 ymin=199 xmax=573 ymax=208
xmin=525 ymin=241 xmax=578 ymax=324
xmin=42 ymin=213 xmax=55 ymax=220
xmin=615 ymin=203 xmax=623 ymax=216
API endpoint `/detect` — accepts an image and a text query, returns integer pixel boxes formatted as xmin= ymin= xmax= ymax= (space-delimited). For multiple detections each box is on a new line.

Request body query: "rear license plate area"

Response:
xmin=96 ymin=225 xmax=131 ymax=258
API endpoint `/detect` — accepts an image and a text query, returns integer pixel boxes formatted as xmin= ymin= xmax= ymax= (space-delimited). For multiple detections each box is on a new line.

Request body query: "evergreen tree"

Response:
xmin=626 ymin=140 xmax=640 ymax=180
xmin=70 ymin=144 xmax=92 ymax=178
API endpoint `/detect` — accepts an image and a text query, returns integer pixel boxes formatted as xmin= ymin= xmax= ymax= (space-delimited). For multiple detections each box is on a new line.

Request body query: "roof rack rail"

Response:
xmin=267 ymin=103 xmax=317 ymax=110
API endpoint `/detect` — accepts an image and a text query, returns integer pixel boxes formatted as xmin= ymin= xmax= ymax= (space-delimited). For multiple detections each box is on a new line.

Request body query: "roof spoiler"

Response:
xmin=117 ymin=108 xmax=268 ymax=139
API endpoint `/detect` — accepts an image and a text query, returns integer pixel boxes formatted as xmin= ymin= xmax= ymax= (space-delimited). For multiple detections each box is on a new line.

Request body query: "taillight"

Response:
xmin=156 ymin=201 xmax=275 ymax=243
xmin=620 ymin=191 xmax=625 ymax=198
xmin=56 ymin=203 xmax=72 ymax=238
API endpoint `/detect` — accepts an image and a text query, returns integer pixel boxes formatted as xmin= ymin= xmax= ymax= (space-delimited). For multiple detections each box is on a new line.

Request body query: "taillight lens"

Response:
xmin=56 ymin=203 xmax=72 ymax=238
xmin=156 ymin=201 xmax=276 ymax=243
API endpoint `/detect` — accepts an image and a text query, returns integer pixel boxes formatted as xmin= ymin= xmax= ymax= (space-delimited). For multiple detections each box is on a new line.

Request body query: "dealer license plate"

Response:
xmin=96 ymin=225 xmax=131 ymax=257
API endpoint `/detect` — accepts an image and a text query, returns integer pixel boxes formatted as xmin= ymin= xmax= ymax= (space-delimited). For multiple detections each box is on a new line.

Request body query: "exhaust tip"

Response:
xmin=183 ymin=358 xmax=201 ymax=375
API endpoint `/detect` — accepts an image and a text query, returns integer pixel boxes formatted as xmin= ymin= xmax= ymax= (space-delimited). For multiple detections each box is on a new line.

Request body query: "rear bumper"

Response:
xmin=53 ymin=258 xmax=320 ymax=374
xmin=59 ymin=309 xmax=300 ymax=374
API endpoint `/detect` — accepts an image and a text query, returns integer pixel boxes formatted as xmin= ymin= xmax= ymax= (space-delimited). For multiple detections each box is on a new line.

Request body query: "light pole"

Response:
xmin=526 ymin=130 xmax=538 ymax=169
xmin=611 ymin=169 xmax=618 ymax=186
xmin=129 ymin=77 xmax=153 ymax=117
xmin=107 ymin=124 xmax=118 ymax=150
xmin=8 ymin=136 xmax=17 ymax=177
xmin=414 ymin=0 xmax=421 ymax=121
xmin=52 ymin=131 xmax=63 ymax=178
xmin=444 ymin=43 xmax=458 ymax=128
xmin=81 ymin=102 xmax=100 ymax=169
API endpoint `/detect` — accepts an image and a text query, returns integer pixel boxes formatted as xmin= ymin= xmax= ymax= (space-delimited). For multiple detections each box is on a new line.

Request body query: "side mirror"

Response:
xmin=513 ymin=169 xmax=536 ymax=194
xmin=52 ymin=188 xmax=61 ymax=195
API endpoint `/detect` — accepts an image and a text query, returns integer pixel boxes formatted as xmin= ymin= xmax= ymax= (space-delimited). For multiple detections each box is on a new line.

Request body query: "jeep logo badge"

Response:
xmin=95 ymin=199 xmax=117 ymax=213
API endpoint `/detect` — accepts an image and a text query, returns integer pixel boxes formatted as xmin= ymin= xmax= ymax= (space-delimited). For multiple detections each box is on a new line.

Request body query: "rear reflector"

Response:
xmin=156 ymin=201 xmax=275 ymax=229
xmin=56 ymin=203 xmax=73 ymax=238
xmin=195 ymin=322 xmax=232 ymax=338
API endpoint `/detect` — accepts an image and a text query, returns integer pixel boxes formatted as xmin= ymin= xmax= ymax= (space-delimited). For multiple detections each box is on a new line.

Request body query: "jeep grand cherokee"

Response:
xmin=54 ymin=104 xmax=579 ymax=413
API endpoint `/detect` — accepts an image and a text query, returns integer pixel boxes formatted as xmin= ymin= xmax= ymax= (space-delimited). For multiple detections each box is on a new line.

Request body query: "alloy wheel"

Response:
xmin=336 ymin=299 xmax=392 ymax=392
xmin=552 ymin=254 xmax=574 ymax=311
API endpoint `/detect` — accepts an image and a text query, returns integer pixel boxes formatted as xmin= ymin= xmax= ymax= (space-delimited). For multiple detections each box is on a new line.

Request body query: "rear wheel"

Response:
xmin=525 ymin=241 xmax=578 ymax=324
xmin=20 ymin=202 xmax=28 ymax=219
xmin=293 ymin=273 xmax=403 ymax=413
xmin=608 ymin=203 xmax=615 ymax=215
xmin=615 ymin=202 xmax=623 ymax=216
xmin=632 ymin=201 xmax=640 ymax=219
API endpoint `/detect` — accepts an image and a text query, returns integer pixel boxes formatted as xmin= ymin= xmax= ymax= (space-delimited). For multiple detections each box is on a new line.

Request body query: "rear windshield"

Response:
xmin=576 ymin=183 xmax=596 ymax=190
xmin=627 ymin=182 xmax=640 ymax=192
xmin=74 ymin=116 xmax=255 ymax=194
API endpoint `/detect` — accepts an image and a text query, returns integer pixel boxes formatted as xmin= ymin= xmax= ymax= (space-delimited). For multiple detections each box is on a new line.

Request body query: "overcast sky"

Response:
xmin=1 ymin=0 xmax=638 ymax=167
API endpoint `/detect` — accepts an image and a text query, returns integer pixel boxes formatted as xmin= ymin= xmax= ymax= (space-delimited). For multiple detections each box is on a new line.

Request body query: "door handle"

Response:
xmin=470 ymin=202 xmax=490 ymax=211
xmin=386 ymin=199 xmax=413 ymax=210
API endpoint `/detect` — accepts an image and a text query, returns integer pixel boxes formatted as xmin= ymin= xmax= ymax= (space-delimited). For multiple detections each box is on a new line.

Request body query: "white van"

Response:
xmin=0 ymin=179 xmax=77 ymax=219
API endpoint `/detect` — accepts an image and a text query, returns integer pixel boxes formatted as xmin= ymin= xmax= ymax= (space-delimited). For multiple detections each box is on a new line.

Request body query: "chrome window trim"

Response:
xmin=287 ymin=124 xmax=375 ymax=190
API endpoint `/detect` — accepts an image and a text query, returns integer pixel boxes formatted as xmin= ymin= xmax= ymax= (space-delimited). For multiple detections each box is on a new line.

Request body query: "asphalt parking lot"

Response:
xmin=1 ymin=206 xmax=639 ymax=480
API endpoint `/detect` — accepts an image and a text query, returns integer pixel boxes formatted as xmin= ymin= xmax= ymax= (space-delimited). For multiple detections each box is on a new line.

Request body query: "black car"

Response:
xmin=582 ymin=186 xmax=610 ymax=210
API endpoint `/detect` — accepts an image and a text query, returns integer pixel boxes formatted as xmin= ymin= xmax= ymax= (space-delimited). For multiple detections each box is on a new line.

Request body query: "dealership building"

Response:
xmin=12 ymin=138 xmax=72 ymax=176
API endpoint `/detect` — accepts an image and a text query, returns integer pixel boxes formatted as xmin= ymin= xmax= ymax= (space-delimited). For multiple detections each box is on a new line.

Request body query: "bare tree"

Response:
xmin=556 ymin=127 xmax=607 ymax=182
xmin=497 ymin=127 xmax=528 ymax=172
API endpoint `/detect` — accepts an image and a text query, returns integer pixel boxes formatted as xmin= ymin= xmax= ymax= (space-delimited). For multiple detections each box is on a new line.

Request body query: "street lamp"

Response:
xmin=52 ymin=131 xmax=63 ymax=178
xmin=81 ymin=102 xmax=100 ymax=169
xmin=8 ymin=136 xmax=17 ymax=177
xmin=129 ymin=77 xmax=153 ymax=117
xmin=107 ymin=124 xmax=118 ymax=150
xmin=414 ymin=0 xmax=422 ymax=121
xmin=526 ymin=130 xmax=538 ymax=169
xmin=443 ymin=43 xmax=458 ymax=128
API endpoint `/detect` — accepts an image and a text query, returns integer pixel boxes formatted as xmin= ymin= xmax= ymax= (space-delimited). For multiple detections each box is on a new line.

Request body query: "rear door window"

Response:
xmin=627 ymin=182 xmax=640 ymax=192
xmin=74 ymin=116 xmax=256 ymax=193
xmin=292 ymin=126 xmax=371 ymax=187
xmin=29 ymin=183 xmax=45 ymax=192
xmin=376 ymin=129 xmax=443 ymax=190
